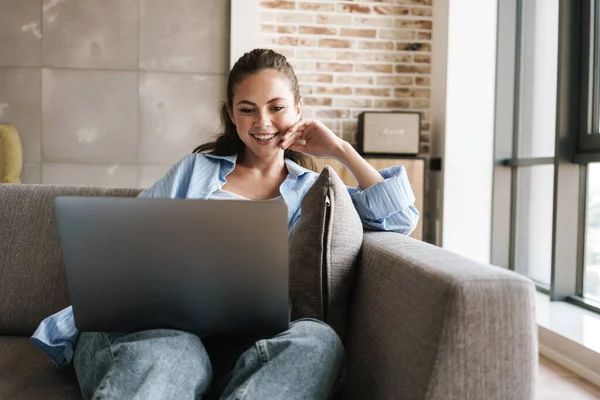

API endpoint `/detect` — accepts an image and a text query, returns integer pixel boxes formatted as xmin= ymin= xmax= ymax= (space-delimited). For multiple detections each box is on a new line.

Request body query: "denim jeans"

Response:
xmin=73 ymin=319 xmax=344 ymax=400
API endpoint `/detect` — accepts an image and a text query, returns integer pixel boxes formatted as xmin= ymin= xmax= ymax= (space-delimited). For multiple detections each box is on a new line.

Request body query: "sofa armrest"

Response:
xmin=342 ymin=232 xmax=537 ymax=400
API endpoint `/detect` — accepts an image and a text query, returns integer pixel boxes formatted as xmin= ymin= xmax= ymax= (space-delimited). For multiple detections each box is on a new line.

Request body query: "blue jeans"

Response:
xmin=73 ymin=319 xmax=344 ymax=400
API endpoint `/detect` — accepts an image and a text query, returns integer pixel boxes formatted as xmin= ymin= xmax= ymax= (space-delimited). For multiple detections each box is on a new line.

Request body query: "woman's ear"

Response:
xmin=296 ymin=98 xmax=303 ymax=121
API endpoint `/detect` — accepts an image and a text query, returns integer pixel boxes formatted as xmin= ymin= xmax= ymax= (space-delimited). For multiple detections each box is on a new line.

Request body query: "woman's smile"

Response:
xmin=250 ymin=131 xmax=280 ymax=144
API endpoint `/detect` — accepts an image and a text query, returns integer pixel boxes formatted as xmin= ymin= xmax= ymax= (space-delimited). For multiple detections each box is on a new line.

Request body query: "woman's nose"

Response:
xmin=255 ymin=112 xmax=272 ymax=128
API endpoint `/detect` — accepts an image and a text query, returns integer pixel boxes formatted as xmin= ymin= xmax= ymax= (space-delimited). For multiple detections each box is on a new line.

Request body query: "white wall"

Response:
xmin=429 ymin=0 xmax=450 ymax=247
xmin=230 ymin=0 xmax=261 ymax=68
xmin=433 ymin=0 xmax=498 ymax=264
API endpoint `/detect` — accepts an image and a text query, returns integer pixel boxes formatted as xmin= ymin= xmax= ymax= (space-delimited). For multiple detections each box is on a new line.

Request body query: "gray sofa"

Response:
xmin=0 ymin=184 xmax=538 ymax=400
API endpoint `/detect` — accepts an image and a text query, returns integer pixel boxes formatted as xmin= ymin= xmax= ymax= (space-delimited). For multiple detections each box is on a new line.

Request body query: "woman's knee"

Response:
xmin=287 ymin=319 xmax=344 ymax=360
xmin=113 ymin=329 xmax=207 ymax=361
xmin=289 ymin=319 xmax=340 ymax=341
xmin=74 ymin=330 xmax=212 ymax=399
xmin=74 ymin=332 xmax=112 ymax=370
xmin=79 ymin=329 xmax=211 ymax=375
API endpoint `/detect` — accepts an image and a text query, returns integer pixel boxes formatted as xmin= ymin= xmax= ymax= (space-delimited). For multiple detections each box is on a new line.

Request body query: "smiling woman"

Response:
xmin=30 ymin=48 xmax=419 ymax=400
xmin=192 ymin=49 xmax=312 ymax=200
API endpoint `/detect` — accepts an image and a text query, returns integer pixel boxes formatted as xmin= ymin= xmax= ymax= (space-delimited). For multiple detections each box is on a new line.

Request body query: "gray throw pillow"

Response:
xmin=289 ymin=166 xmax=364 ymax=340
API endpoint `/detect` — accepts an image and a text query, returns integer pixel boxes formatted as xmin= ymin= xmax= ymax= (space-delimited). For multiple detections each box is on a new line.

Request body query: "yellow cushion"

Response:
xmin=0 ymin=124 xmax=23 ymax=184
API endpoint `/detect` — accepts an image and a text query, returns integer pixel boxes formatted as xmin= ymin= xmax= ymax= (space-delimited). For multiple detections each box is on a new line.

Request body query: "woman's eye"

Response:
xmin=239 ymin=108 xmax=254 ymax=114
xmin=272 ymin=106 xmax=285 ymax=112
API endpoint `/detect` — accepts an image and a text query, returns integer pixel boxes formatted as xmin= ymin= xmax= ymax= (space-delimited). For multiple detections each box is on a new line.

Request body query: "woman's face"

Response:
xmin=228 ymin=69 xmax=302 ymax=161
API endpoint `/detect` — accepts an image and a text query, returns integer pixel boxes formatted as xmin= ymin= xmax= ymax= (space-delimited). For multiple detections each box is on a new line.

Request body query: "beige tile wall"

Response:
xmin=0 ymin=0 xmax=230 ymax=188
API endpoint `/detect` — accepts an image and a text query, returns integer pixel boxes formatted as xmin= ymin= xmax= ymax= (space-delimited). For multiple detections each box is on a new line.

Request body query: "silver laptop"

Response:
xmin=53 ymin=197 xmax=290 ymax=336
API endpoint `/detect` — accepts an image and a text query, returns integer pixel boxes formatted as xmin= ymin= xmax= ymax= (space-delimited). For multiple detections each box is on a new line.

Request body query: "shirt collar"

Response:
xmin=284 ymin=158 xmax=312 ymax=179
xmin=203 ymin=152 xmax=312 ymax=179
xmin=203 ymin=153 xmax=237 ymax=166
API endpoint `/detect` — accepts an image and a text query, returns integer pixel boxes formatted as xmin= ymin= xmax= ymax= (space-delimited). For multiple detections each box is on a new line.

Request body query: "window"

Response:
xmin=585 ymin=163 xmax=600 ymax=302
xmin=579 ymin=1 xmax=600 ymax=307
xmin=581 ymin=0 xmax=600 ymax=146
xmin=510 ymin=0 xmax=559 ymax=287
xmin=514 ymin=165 xmax=554 ymax=286
xmin=517 ymin=0 xmax=558 ymax=158
xmin=494 ymin=0 xmax=560 ymax=288
xmin=493 ymin=0 xmax=600 ymax=312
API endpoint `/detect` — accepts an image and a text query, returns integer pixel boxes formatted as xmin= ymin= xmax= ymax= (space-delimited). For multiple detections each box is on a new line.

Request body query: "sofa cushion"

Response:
xmin=0 ymin=136 xmax=3 ymax=180
xmin=289 ymin=166 xmax=363 ymax=340
xmin=0 ymin=184 xmax=142 ymax=335
xmin=0 ymin=336 xmax=81 ymax=399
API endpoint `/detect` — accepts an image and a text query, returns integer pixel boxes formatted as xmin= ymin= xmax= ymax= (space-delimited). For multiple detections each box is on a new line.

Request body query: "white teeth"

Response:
xmin=254 ymin=134 xmax=275 ymax=140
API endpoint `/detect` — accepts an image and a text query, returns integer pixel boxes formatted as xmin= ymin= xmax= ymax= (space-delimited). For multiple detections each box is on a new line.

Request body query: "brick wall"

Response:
xmin=259 ymin=0 xmax=432 ymax=154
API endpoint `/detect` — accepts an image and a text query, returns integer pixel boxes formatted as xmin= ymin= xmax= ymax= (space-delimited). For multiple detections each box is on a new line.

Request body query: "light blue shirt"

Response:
xmin=31 ymin=153 xmax=419 ymax=367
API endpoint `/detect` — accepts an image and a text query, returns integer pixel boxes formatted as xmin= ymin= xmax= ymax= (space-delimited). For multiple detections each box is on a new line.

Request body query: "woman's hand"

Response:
xmin=279 ymin=119 xmax=346 ymax=159
xmin=280 ymin=118 xmax=385 ymax=189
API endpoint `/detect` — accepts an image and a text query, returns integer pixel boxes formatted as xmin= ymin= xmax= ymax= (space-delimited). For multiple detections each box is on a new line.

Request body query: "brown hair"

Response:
xmin=193 ymin=48 xmax=314 ymax=170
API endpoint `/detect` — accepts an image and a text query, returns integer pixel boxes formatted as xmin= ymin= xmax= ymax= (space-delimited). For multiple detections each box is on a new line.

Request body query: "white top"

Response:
xmin=210 ymin=188 xmax=282 ymax=201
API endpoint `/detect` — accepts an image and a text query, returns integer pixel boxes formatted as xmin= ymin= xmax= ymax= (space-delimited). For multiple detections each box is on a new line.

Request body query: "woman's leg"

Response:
xmin=73 ymin=329 xmax=212 ymax=400
xmin=219 ymin=319 xmax=344 ymax=400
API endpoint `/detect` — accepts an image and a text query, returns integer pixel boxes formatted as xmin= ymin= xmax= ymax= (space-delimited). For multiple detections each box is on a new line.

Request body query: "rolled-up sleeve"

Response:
xmin=348 ymin=165 xmax=419 ymax=234
xmin=30 ymin=306 xmax=79 ymax=367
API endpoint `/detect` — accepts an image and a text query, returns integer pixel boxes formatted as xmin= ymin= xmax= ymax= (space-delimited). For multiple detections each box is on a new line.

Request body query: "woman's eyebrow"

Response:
xmin=236 ymin=98 xmax=287 ymax=106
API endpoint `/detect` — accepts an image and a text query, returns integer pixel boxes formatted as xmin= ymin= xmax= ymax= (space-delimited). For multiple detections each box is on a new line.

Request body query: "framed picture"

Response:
xmin=357 ymin=111 xmax=421 ymax=156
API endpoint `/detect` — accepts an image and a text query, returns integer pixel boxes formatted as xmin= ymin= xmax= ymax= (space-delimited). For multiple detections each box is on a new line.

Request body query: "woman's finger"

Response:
xmin=280 ymin=122 xmax=305 ymax=146
xmin=279 ymin=121 xmax=299 ymax=143
xmin=284 ymin=129 xmax=306 ymax=149
xmin=280 ymin=129 xmax=304 ymax=149
xmin=279 ymin=131 xmax=296 ymax=149
xmin=289 ymin=119 xmax=305 ymax=134
xmin=287 ymin=140 xmax=307 ymax=152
